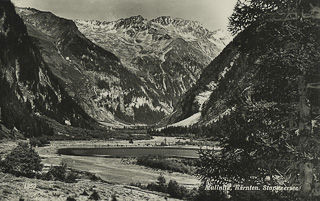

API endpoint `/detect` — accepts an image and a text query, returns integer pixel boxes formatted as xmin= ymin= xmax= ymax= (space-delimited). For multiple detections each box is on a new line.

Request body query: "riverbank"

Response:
xmin=36 ymin=137 xmax=201 ymax=188
xmin=0 ymin=137 xmax=202 ymax=200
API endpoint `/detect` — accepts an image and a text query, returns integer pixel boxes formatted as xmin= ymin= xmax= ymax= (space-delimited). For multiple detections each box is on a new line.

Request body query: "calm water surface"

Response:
xmin=58 ymin=147 xmax=200 ymax=158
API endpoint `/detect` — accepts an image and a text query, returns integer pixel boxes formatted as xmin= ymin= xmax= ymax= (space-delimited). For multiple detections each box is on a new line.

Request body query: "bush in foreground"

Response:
xmin=136 ymin=175 xmax=192 ymax=200
xmin=44 ymin=162 xmax=78 ymax=183
xmin=167 ymin=180 xmax=189 ymax=199
xmin=89 ymin=190 xmax=100 ymax=200
xmin=1 ymin=142 xmax=43 ymax=177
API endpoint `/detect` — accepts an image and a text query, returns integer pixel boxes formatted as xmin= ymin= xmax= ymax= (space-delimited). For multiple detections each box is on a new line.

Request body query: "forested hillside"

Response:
xmin=168 ymin=0 xmax=320 ymax=200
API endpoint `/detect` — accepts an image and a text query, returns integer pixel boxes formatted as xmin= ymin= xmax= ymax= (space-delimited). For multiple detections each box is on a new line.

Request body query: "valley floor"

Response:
xmin=0 ymin=137 xmax=201 ymax=200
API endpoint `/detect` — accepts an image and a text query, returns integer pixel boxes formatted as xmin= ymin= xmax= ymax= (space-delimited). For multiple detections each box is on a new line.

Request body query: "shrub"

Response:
xmin=46 ymin=162 xmax=67 ymax=181
xmin=145 ymin=175 xmax=192 ymax=199
xmin=30 ymin=136 xmax=50 ymax=147
xmin=89 ymin=190 xmax=100 ymax=200
xmin=157 ymin=175 xmax=167 ymax=192
xmin=89 ymin=174 xmax=101 ymax=181
xmin=85 ymin=172 xmax=101 ymax=181
xmin=146 ymin=182 xmax=160 ymax=192
xmin=146 ymin=175 xmax=168 ymax=193
xmin=1 ymin=142 xmax=43 ymax=177
xmin=167 ymin=180 xmax=188 ymax=199
xmin=136 ymin=155 xmax=194 ymax=174
xmin=29 ymin=138 xmax=42 ymax=147
xmin=38 ymin=136 xmax=50 ymax=146
xmin=66 ymin=197 xmax=76 ymax=201
xmin=45 ymin=162 xmax=78 ymax=183
xmin=65 ymin=171 xmax=78 ymax=183
xmin=129 ymin=182 xmax=143 ymax=188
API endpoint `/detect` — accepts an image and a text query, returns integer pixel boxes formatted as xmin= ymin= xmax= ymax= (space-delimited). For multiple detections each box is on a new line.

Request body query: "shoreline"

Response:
xmin=34 ymin=137 xmax=201 ymax=188
xmin=0 ymin=137 xmax=201 ymax=200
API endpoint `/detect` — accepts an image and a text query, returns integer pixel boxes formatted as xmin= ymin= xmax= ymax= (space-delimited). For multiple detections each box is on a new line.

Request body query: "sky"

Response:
xmin=11 ymin=0 xmax=237 ymax=31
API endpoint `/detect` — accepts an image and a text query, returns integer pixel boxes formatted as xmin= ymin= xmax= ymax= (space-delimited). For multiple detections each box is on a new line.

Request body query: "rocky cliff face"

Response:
xmin=16 ymin=8 xmax=167 ymax=125
xmin=75 ymin=16 xmax=230 ymax=64
xmin=17 ymin=8 xmax=231 ymax=125
xmin=74 ymin=16 xmax=231 ymax=121
xmin=0 ymin=2 xmax=94 ymax=137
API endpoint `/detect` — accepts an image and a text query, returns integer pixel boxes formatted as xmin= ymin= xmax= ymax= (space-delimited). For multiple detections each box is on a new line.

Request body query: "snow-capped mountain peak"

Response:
xmin=72 ymin=15 xmax=232 ymax=124
xmin=16 ymin=6 xmax=233 ymax=125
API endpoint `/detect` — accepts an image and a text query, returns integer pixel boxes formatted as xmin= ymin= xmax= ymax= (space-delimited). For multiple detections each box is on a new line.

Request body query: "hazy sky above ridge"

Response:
xmin=11 ymin=0 xmax=237 ymax=31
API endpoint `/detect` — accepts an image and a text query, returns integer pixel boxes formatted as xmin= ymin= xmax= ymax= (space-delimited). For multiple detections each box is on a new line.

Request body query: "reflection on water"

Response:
xmin=58 ymin=147 xmax=200 ymax=158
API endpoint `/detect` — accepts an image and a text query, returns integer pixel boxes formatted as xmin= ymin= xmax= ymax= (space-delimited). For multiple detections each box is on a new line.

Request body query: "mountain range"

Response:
xmin=15 ymin=7 xmax=231 ymax=125
xmin=1 ymin=0 xmax=319 ymax=141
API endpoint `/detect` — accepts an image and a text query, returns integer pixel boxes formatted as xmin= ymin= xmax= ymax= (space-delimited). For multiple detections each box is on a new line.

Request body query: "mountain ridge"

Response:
xmin=0 ymin=2 xmax=95 ymax=138
xmin=15 ymin=7 xmax=231 ymax=125
xmin=16 ymin=7 xmax=169 ymax=125
xmin=167 ymin=15 xmax=320 ymax=132
xmin=75 ymin=15 xmax=231 ymax=51
xmin=74 ymin=14 xmax=231 ymax=124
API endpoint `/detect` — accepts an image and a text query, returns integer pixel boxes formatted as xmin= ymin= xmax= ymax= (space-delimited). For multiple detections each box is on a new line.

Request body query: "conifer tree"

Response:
xmin=197 ymin=0 xmax=320 ymax=200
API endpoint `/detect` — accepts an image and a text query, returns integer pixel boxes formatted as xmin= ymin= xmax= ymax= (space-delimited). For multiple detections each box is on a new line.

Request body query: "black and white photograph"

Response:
xmin=0 ymin=0 xmax=319 ymax=200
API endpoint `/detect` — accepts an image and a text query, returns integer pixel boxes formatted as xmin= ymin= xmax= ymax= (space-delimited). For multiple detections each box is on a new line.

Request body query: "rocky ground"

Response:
xmin=0 ymin=171 xmax=180 ymax=200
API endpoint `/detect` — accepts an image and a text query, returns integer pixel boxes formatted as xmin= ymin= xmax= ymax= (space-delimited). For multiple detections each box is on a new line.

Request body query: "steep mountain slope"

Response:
xmin=16 ymin=8 xmax=167 ymax=125
xmin=75 ymin=16 xmax=231 ymax=112
xmin=168 ymin=15 xmax=320 ymax=130
xmin=0 ymin=2 xmax=94 ymax=138
xmin=17 ymin=8 xmax=231 ymax=125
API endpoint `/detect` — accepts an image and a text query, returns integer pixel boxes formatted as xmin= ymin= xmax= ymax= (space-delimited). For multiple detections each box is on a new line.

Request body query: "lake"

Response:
xmin=58 ymin=147 xmax=200 ymax=158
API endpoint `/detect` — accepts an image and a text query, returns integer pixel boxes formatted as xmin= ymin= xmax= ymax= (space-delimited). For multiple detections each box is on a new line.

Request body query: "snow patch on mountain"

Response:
xmin=194 ymin=91 xmax=213 ymax=110
xmin=73 ymin=15 xmax=232 ymax=124
xmin=169 ymin=112 xmax=201 ymax=127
